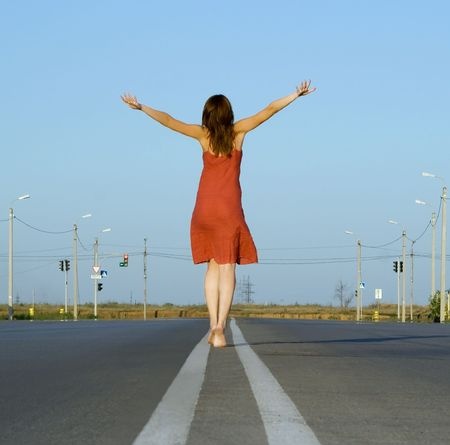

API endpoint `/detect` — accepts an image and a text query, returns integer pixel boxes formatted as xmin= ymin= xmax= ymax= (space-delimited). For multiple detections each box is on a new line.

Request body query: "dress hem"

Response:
xmin=193 ymin=257 xmax=258 ymax=265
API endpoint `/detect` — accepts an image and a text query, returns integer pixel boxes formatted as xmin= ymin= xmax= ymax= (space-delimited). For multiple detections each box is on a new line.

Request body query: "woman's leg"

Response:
xmin=217 ymin=263 xmax=236 ymax=329
xmin=211 ymin=263 xmax=236 ymax=348
xmin=204 ymin=259 xmax=220 ymax=330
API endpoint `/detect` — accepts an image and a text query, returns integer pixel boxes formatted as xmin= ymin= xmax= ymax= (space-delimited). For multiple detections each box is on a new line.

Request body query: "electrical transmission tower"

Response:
xmin=238 ymin=275 xmax=255 ymax=304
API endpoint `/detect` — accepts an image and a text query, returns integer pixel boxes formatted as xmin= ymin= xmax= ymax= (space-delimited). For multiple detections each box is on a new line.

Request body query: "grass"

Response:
xmin=0 ymin=302 xmax=434 ymax=322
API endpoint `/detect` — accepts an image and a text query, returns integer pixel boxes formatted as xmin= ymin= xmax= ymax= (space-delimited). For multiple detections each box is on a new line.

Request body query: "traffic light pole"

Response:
xmin=65 ymin=266 xmax=69 ymax=315
xmin=396 ymin=258 xmax=400 ymax=321
xmin=94 ymin=237 xmax=99 ymax=320
xmin=393 ymin=258 xmax=400 ymax=321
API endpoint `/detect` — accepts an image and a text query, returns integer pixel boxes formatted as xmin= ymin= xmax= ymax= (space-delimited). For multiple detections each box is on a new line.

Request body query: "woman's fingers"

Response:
xmin=297 ymin=80 xmax=316 ymax=96
xmin=121 ymin=93 xmax=140 ymax=108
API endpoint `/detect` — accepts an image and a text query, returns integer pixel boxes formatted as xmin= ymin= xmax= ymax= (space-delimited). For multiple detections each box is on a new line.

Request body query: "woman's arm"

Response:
xmin=121 ymin=94 xmax=204 ymax=140
xmin=234 ymin=80 xmax=316 ymax=134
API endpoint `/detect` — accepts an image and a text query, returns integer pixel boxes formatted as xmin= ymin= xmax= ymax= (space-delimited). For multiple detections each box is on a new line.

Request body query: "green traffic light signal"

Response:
xmin=120 ymin=253 xmax=129 ymax=267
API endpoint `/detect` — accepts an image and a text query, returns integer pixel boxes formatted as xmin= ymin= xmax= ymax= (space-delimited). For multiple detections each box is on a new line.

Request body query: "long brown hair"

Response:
xmin=202 ymin=94 xmax=235 ymax=156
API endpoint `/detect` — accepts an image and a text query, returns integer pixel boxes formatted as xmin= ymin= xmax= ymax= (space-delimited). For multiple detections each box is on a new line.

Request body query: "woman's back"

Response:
xmin=190 ymin=147 xmax=257 ymax=265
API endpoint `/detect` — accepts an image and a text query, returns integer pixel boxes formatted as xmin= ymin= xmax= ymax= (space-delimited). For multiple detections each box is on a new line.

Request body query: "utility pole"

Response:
xmin=8 ymin=208 xmax=14 ymax=320
xmin=94 ymin=237 xmax=99 ymax=320
xmin=440 ymin=186 xmax=447 ymax=323
xmin=401 ymin=230 xmax=407 ymax=323
xmin=7 ymin=195 xmax=31 ymax=320
xmin=356 ymin=240 xmax=362 ymax=322
xmin=410 ymin=242 xmax=415 ymax=322
xmin=144 ymin=238 xmax=148 ymax=320
xmin=431 ymin=212 xmax=436 ymax=298
xmin=73 ymin=224 xmax=79 ymax=321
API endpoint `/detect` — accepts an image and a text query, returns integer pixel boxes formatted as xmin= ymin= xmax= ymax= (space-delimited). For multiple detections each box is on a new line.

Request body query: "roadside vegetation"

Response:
xmin=0 ymin=302 xmax=438 ymax=322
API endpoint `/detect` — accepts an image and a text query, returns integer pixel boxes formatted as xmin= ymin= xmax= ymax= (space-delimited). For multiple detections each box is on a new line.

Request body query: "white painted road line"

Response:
xmin=132 ymin=333 xmax=210 ymax=445
xmin=230 ymin=319 xmax=322 ymax=445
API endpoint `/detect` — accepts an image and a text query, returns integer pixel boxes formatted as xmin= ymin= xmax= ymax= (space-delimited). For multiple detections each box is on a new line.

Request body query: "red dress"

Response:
xmin=190 ymin=149 xmax=258 ymax=265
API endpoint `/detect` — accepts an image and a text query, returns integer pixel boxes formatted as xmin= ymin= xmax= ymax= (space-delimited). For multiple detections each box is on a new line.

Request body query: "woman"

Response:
xmin=122 ymin=81 xmax=316 ymax=347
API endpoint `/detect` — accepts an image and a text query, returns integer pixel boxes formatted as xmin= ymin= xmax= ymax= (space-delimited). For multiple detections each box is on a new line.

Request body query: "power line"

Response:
xmin=362 ymin=235 xmax=403 ymax=249
xmin=14 ymin=216 xmax=72 ymax=234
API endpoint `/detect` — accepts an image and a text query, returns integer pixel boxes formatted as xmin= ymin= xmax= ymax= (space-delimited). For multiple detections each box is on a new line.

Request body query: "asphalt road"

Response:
xmin=1 ymin=318 xmax=450 ymax=445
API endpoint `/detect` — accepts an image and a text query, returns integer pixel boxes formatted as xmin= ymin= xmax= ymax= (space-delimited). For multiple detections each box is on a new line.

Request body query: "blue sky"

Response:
xmin=1 ymin=0 xmax=449 ymax=307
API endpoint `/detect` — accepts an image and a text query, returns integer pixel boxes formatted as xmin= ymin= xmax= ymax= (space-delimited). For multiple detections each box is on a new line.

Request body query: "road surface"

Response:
xmin=1 ymin=318 xmax=449 ymax=444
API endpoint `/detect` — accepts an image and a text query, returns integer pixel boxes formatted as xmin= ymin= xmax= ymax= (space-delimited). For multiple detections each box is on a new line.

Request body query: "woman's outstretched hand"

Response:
xmin=296 ymin=80 xmax=316 ymax=97
xmin=121 ymin=93 xmax=142 ymax=110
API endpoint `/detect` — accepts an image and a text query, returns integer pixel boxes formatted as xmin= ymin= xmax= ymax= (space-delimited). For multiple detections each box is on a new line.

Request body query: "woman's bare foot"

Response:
xmin=212 ymin=327 xmax=226 ymax=348
xmin=207 ymin=329 xmax=215 ymax=345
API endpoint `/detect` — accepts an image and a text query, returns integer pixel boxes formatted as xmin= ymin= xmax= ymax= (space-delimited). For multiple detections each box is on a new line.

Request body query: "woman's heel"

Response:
xmin=207 ymin=329 xmax=215 ymax=345
xmin=212 ymin=327 xmax=226 ymax=348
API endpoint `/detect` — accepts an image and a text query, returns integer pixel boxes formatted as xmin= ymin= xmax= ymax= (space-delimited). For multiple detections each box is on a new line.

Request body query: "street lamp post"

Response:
xmin=8 ymin=194 xmax=31 ymax=320
xmin=432 ymin=211 xmax=437 ymax=298
xmin=440 ymin=187 xmax=447 ymax=322
xmin=401 ymin=230 xmax=407 ymax=323
xmin=73 ymin=224 xmax=79 ymax=321
xmin=357 ymin=239 xmax=362 ymax=322
xmin=94 ymin=237 xmax=99 ymax=319
xmin=422 ymin=172 xmax=447 ymax=322
xmin=345 ymin=230 xmax=362 ymax=322
xmin=388 ymin=220 xmax=407 ymax=323
xmin=415 ymin=200 xmax=437 ymax=299
xmin=72 ymin=213 xmax=91 ymax=321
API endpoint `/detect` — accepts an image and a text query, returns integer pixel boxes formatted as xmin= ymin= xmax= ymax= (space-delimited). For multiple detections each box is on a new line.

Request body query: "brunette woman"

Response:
xmin=122 ymin=81 xmax=316 ymax=347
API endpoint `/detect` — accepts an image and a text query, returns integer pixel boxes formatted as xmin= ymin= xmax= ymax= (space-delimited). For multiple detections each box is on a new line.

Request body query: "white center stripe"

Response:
xmin=132 ymin=333 xmax=210 ymax=445
xmin=230 ymin=319 xmax=322 ymax=445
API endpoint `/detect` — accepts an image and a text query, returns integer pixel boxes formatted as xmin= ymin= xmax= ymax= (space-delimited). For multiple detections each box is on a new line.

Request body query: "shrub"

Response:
xmin=429 ymin=291 xmax=441 ymax=322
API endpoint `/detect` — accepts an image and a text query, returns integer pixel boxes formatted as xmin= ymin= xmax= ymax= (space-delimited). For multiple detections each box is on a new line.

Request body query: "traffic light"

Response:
xmin=399 ymin=261 xmax=404 ymax=273
xmin=97 ymin=283 xmax=103 ymax=292
xmin=393 ymin=261 xmax=398 ymax=273
xmin=65 ymin=260 xmax=70 ymax=271
xmin=59 ymin=260 xmax=64 ymax=271
xmin=120 ymin=253 xmax=129 ymax=267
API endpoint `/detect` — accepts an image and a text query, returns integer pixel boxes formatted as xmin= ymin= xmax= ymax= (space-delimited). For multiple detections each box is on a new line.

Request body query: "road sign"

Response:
xmin=375 ymin=289 xmax=383 ymax=300
xmin=100 ymin=270 xmax=108 ymax=278
xmin=359 ymin=282 xmax=365 ymax=289
xmin=92 ymin=266 xmax=100 ymax=274
xmin=90 ymin=274 xmax=102 ymax=280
